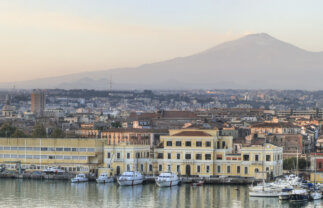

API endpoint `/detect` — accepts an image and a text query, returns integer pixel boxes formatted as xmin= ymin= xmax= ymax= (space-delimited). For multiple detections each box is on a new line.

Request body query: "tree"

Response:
xmin=111 ymin=121 xmax=122 ymax=128
xmin=283 ymin=157 xmax=310 ymax=170
xmin=0 ymin=123 xmax=17 ymax=137
xmin=51 ymin=128 xmax=65 ymax=138
xmin=11 ymin=129 xmax=27 ymax=138
xmin=32 ymin=123 xmax=47 ymax=138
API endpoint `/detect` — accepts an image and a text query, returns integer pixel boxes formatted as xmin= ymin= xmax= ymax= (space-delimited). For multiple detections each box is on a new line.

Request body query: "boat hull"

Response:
xmin=156 ymin=180 xmax=179 ymax=187
xmin=118 ymin=179 xmax=143 ymax=186
xmin=249 ymin=191 xmax=279 ymax=197
xmin=71 ymin=179 xmax=88 ymax=183
xmin=96 ymin=178 xmax=114 ymax=183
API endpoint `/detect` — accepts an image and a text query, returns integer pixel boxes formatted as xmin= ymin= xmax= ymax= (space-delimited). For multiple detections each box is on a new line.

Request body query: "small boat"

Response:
xmin=249 ymin=189 xmax=279 ymax=197
xmin=191 ymin=180 xmax=204 ymax=187
xmin=278 ymin=188 xmax=293 ymax=200
xmin=71 ymin=174 xmax=88 ymax=183
xmin=289 ymin=189 xmax=309 ymax=202
xmin=117 ymin=171 xmax=144 ymax=186
xmin=310 ymin=191 xmax=322 ymax=200
xmin=43 ymin=167 xmax=65 ymax=174
xmin=96 ymin=173 xmax=114 ymax=183
xmin=155 ymin=172 xmax=180 ymax=187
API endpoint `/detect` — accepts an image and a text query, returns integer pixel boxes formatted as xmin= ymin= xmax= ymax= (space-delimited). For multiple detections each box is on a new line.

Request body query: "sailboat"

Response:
xmin=310 ymin=152 xmax=322 ymax=200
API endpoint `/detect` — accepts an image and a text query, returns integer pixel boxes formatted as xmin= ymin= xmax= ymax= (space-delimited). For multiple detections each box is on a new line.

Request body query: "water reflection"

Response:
xmin=0 ymin=180 xmax=323 ymax=208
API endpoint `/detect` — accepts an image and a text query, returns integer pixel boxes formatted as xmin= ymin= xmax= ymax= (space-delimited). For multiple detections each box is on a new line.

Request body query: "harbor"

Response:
xmin=0 ymin=179 xmax=321 ymax=208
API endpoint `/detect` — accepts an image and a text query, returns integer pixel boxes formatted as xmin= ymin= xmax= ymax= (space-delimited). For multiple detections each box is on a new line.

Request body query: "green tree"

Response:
xmin=111 ymin=121 xmax=122 ymax=128
xmin=51 ymin=128 xmax=65 ymax=138
xmin=32 ymin=123 xmax=47 ymax=138
xmin=0 ymin=123 xmax=17 ymax=137
xmin=283 ymin=157 xmax=310 ymax=170
xmin=11 ymin=129 xmax=27 ymax=138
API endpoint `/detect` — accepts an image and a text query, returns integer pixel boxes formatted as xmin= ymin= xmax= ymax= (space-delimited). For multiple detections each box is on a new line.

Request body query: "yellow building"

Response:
xmin=103 ymin=143 xmax=152 ymax=176
xmin=0 ymin=138 xmax=104 ymax=173
xmin=100 ymin=128 xmax=283 ymax=179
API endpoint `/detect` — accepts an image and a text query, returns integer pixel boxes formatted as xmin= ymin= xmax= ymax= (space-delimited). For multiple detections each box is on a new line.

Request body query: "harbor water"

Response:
xmin=0 ymin=179 xmax=322 ymax=208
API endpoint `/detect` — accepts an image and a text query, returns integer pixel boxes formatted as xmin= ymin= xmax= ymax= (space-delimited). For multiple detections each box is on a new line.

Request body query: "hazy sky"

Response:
xmin=1 ymin=0 xmax=323 ymax=83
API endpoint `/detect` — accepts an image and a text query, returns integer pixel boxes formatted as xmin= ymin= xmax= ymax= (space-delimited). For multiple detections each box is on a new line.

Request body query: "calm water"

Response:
xmin=0 ymin=179 xmax=322 ymax=208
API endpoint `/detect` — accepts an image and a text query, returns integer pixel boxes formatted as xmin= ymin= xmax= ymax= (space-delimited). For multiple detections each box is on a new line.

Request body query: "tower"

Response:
xmin=31 ymin=89 xmax=45 ymax=116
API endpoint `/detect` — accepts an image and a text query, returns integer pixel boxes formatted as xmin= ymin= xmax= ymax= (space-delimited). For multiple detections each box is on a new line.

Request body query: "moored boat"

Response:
xmin=118 ymin=171 xmax=144 ymax=186
xmin=43 ymin=166 xmax=65 ymax=174
xmin=71 ymin=174 xmax=88 ymax=183
xmin=96 ymin=173 xmax=114 ymax=183
xmin=289 ymin=189 xmax=309 ymax=202
xmin=278 ymin=188 xmax=293 ymax=200
xmin=191 ymin=180 xmax=204 ymax=187
xmin=156 ymin=172 xmax=179 ymax=187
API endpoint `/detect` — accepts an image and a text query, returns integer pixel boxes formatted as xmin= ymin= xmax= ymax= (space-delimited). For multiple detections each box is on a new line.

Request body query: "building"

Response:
xmin=0 ymin=138 xmax=104 ymax=174
xmin=31 ymin=90 xmax=46 ymax=116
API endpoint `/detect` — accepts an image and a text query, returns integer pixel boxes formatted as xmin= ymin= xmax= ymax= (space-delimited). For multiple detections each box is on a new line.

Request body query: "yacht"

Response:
xmin=289 ymin=189 xmax=309 ymax=202
xmin=278 ymin=188 xmax=293 ymax=200
xmin=249 ymin=189 xmax=280 ymax=197
xmin=155 ymin=172 xmax=180 ymax=187
xmin=117 ymin=171 xmax=144 ymax=186
xmin=96 ymin=173 xmax=114 ymax=183
xmin=71 ymin=174 xmax=88 ymax=183
xmin=310 ymin=191 xmax=322 ymax=200
xmin=43 ymin=167 xmax=65 ymax=174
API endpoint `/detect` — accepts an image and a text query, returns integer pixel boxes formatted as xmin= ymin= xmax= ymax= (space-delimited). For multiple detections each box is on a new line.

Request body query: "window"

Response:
xmin=167 ymin=165 xmax=171 ymax=171
xmin=87 ymin=148 xmax=95 ymax=152
xmin=243 ymin=155 xmax=250 ymax=161
xmin=4 ymin=147 xmax=10 ymax=150
xmin=206 ymin=165 xmax=210 ymax=173
xmin=176 ymin=141 xmax=181 ymax=146
xmin=278 ymin=154 xmax=280 ymax=160
xmin=49 ymin=155 xmax=55 ymax=159
xmin=196 ymin=141 xmax=202 ymax=147
xmin=222 ymin=141 xmax=226 ymax=148
xmin=26 ymin=147 xmax=33 ymax=151
xmin=185 ymin=154 xmax=191 ymax=160
xmin=63 ymin=148 xmax=71 ymax=152
xmin=196 ymin=154 xmax=202 ymax=160
xmin=185 ymin=141 xmax=191 ymax=147
xmin=11 ymin=154 xmax=17 ymax=158
xmin=216 ymin=154 xmax=222 ymax=160
xmin=227 ymin=166 xmax=230 ymax=173
xmin=56 ymin=155 xmax=63 ymax=159
xmin=206 ymin=141 xmax=211 ymax=147
xmin=237 ymin=166 xmax=240 ymax=174
xmin=141 ymin=164 xmax=144 ymax=171
xmin=63 ymin=156 xmax=71 ymax=160
xmin=266 ymin=155 xmax=271 ymax=161
xmin=71 ymin=148 xmax=78 ymax=152
xmin=217 ymin=141 xmax=220 ymax=148
xmin=177 ymin=165 xmax=180 ymax=173
xmin=217 ymin=166 xmax=221 ymax=173
xmin=177 ymin=153 xmax=180 ymax=159
xmin=158 ymin=153 xmax=163 ymax=159
xmin=159 ymin=164 xmax=162 ymax=171
xmin=266 ymin=167 xmax=269 ymax=172
xmin=319 ymin=162 xmax=322 ymax=169
xmin=11 ymin=147 xmax=17 ymax=150
xmin=166 ymin=141 xmax=172 ymax=146
xmin=205 ymin=154 xmax=211 ymax=160
xmin=255 ymin=155 xmax=259 ymax=161
xmin=255 ymin=168 xmax=259 ymax=173
xmin=33 ymin=147 xmax=40 ymax=151
xmin=79 ymin=156 xmax=87 ymax=160
xmin=127 ymin=164 xmax=130 ymax=171
xmin=168 ymin=153 xmax=171 ymax=159
xmin=72 ymin=156 xmax=78 ymax=160
xmin=127 ymin=153 xmax=130 ymax=159
xmin=48 ymin=147 xmax=55 ymax=151
xmin=41 ymin=147 xmax=48 ymax=151
xmin=79 ymin=148 xmax=86 ymax=152
xmin=18 ymin=147 xmax=25 ymax=151
xmin=197 ymin=165 xmax=201 ymax=173
xmin=117 ymin=153 xmax=120 ymax=159
xmin=244 ymin=167 xmax=248 ymax=174
xmin=56 ymin=148 xmax=63 ymax=151
xmin=149 ymin=164 xmax=152 ymax=172
xmin=107 ymin=152 xmax=111 ymax=158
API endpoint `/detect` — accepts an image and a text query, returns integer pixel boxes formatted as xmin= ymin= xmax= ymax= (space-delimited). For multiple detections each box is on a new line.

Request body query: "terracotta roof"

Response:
xmin=251 ymin=122 xmax=300 ymax=128
xmin=172 ymin=131 xmax=211 ymax=137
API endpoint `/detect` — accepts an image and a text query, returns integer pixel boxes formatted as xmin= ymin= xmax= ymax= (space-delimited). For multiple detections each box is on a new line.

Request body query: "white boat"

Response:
xmin=249 ymin=189 xmax=280 ymax=197
xmin=278 ymin=188 xmax=293 ymax=200
xmin=289 ymin=189 xmax=309 ymax=202
xmin=96 ymin=173 xmax=114 ymax=183
xmin=155 ymin=172 xmax=179 ymax=187
xmin=43 ymin=166 xmax=65 ymax=174
xmin=117 ymin=171 xmax=144 ymax=186
xmin=310 ymin=191 xmax=322 ymax=200
xmin=71 ymin=174 xmax=88 ymax=183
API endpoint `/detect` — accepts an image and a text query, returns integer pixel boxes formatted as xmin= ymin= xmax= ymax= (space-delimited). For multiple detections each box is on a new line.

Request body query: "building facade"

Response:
xmin=31 ymin=90 xmax=46 ymax=116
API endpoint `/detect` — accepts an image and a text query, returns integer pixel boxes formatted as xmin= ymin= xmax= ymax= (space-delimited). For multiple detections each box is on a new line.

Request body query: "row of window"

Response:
xmin=0 ymin=154 xmax=87 ymax=160
xmin=157 ymin=153 xmax=212 ymax=160
xmin=243 ymin=154 xmax=277 ymax=161
xmin=166 ymin=141 xmax=212 ymax=147
xmin=0 ymin=146 xmax=96 ymax=152
xmin=107 ymin=152 xmax=150 ymax=159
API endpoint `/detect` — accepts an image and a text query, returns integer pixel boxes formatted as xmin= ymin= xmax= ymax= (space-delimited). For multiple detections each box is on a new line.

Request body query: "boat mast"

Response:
xmin=296 ymin=147 xmax=299 ymax=177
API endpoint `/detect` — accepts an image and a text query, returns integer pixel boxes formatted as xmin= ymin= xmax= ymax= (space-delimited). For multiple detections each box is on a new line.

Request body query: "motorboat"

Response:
xmin=43 ymin=166 xmax=65 ymax=174
xmin=310 ymin=191 xmax=322 ymax=200
xmin=155 ymin=172 xmax=180 ymax=187
xmin=289 ymin=189 xmax=309 ymax=202
xmin=96 ymin=173 xmax=114 ymax=183
xmin=278 ymin=188 xmax=293 ymax=200
xmin=71 ymin=174 xmax=88 ymax=183
xmin=249 ymin=189 xmax=279 ymax=197
xmin=117 ymin=171 xmax=144 ymax=186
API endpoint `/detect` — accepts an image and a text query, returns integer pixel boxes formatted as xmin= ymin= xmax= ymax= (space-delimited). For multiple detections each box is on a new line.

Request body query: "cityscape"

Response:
xmin=1 ymin=1 xmax=323 ymax=208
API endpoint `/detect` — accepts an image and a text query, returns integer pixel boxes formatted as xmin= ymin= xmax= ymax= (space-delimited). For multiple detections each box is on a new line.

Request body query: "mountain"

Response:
xmin=2 ymin=33 xmax=323 ymax=90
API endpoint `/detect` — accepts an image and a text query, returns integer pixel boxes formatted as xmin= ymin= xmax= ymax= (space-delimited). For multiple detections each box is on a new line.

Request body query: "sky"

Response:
xmin=1 ymin=0 xmax=323 ymax=83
